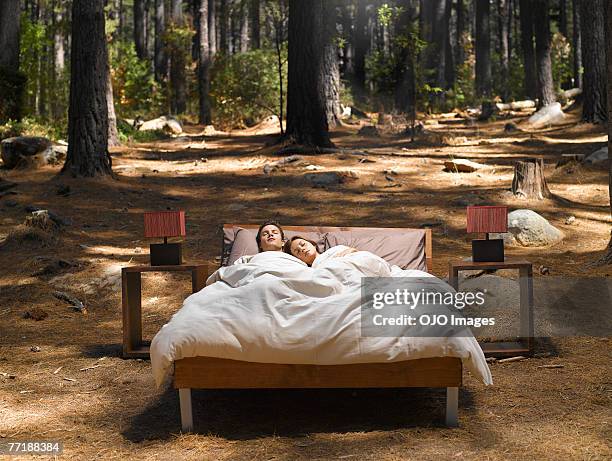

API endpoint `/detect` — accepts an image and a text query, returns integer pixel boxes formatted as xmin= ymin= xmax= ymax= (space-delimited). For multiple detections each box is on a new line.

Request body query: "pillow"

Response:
xmin=324 ymin=230 xmax=427 ymax=270
xmin=227 ymin=227 xmax=326 ymax=265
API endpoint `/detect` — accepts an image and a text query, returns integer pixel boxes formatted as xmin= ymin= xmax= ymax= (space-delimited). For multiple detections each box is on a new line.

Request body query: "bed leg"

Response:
xmin=445 ymin=387 xmax=459 ymax=427
xmin=179 ymin=388 xmax=194 ymax=432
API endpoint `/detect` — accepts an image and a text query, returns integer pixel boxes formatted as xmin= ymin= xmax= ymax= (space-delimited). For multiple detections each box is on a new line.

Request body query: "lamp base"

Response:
xmin=471 ymin=239 xmax=504 ymax=262
xmin=150 ymin=243 xmax=182 ymax=266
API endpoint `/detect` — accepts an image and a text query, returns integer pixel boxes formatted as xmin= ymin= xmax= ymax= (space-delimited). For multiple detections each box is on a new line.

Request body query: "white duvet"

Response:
xmin=150 ymin=246 xmax=492 ymax=387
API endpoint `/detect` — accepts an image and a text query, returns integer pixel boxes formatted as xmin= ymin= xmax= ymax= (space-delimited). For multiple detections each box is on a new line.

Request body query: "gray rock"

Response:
xmin=490 ymin=209 xmax=563 ymax=247
xmin=1 ymin=136 xmax=54 ymax=169
xmin=525 ymin=102 xmax=565 ymax=128
xmin=138 ymin=115 xmax=183 ymax=134
xmin=584 ymin=146 xmax=608 ymax=164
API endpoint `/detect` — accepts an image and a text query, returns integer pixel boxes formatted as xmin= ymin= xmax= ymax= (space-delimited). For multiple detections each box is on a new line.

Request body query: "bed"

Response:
xmin=150 ymin=224 xmax=491 ymax=431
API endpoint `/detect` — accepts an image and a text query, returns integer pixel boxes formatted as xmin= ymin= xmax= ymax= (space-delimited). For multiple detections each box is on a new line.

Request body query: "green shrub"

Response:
xmin=209 ymin=49 xmax=287 ymax=129
xmin=0 ymin=117 xmax=65 ymax=141
xmin=0 ymin=67 xmax=26 ymax=123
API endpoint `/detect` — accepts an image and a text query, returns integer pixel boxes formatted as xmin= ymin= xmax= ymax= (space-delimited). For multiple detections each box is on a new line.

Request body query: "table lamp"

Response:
xmin=144 ymin=210 xmax=186 ymax=266
xmin=466 ymin=206 xmax=508 ymax=262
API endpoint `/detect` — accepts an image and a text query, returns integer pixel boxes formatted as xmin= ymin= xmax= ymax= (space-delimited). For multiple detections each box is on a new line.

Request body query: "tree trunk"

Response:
xmin=511 ymin=158 xmax=552 ymax=199
xmin=285 ymin=0 xmax=333 ymax=147
xmin=134 ymin=0 xmax=147 ymax=59
xmin=580 ymin=0 xmax=607 ymax=123
xmin=209 ymin=0 xmax=217 ymax=56
xmin=475 ymin=0 xmax=492 ymax=97
xmin=455 ymin=0 xmax=465 ymax=67
xmin=572 ymin=0 xmax=582 ymax=88
xmin=63 ymin=0 xmax=112 ymax=177
xmin=240 ymin=1 xmax=249 ymax=52
xmin=498 ymin=0 xmax=510 ymax=101
xmin=198 ymin=0 xmax=211 ymax=124
xmin=0 ymin=0 xmax=21 ymax=71
xmin=353 ymin=0 xmax=367 ymax=88
xmin=432 ymin=0 xmax=451 ymax=89
xmin=601 ymin=0 xmax=612 ymax=263
xmin=394 ymin=2 xmax=417 ymax=117
xmin=533 ymin=0 xmax=555 ymax=107
xmin=169 ymin=0 xmax=187 ymax=114
xmin=154 ymin=0 xmax=167 ymax=82
xmin=559 ymin=0 xmax=568 ymax=37
xmin=107 ymin=66 xmax=120 ymax=147
xmin=220 ymin=0 xmax=229 ymax=54
xmin=249 ymin=0 xmax=260 ymax=49
xmin=519 ymin=0 xmax=537 ymax=98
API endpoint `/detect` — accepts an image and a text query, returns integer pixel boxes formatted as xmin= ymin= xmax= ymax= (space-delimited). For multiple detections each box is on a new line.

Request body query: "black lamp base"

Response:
xmin=472 ymin=239 xmax=504 ymax=262
xmin=150 ymin=242 xmax=183 ymax=266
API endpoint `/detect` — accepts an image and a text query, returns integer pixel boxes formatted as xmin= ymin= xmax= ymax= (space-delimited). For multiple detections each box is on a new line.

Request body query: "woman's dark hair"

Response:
xmin=255 ymin=220 xmax=284 ymax=251
xmin=283 ymin=235 xmax=319 ymax=255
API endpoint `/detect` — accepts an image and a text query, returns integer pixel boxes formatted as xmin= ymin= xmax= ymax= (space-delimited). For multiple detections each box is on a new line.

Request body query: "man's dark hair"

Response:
xmin=256 ymin=220 xmax=284 ymax=251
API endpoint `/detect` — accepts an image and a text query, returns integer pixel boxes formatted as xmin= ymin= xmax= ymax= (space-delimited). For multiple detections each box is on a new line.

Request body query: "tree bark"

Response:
xmin=455 ymin=0 xmax=465 ymax=67
xmin=353 ymin=0 xmax=367 ymax=88
xmin=512 ymin=158 xmax=552 ymax=199
xmin=498 ymin=0 xmax=510 ymax=101
xmin=580 ymin=0 xmax=607 ymax=123
xmin=602 ymin=0 xmax=612 ymax=263
xmin=169 ymin=0 xmax=187 ymax=114
xmin=394 ymin=2 xmax=417 ymax=117
xmin=107 ymin=66 xmax=120 ymax=147
xmin=533 ymin=0 xmax=556 ymax=107
xmin=134 ymin=0 xmax=147 ymax=59
xmin=63 ymin=0 xmax=112 ymax=177
xmin=198 ymin=0 xmax=211 ymax=124
xmin=209 ymin=0 xmax=217 ymax=56
xmin=475 ymin=0 xmax=492 ymax=97
xmin=154 ymin=0 xmax=167 ymax=82
xmin=559 ymin=0 xmax=568 ymax=37
xmin=220 ymin=0 xmax=229 ymax=54
xmin=0 ymin=0 xmax=21 ymax=71
xmin=249 ymin=0 xmax=260 ymax=49
xmin=240 ymin=1 xmax=249 ymax=52
xmin=572 ymin=0 xmax=582 ymax=88
xmin=519 ymin=0 xmax=537 ymax=98
xmin=285 ymin=0 xmax=333 ymax=147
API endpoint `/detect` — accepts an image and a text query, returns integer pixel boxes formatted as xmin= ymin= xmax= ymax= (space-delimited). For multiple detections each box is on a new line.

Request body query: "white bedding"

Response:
xmin=150 ymin=247 xmax=492 ymax=387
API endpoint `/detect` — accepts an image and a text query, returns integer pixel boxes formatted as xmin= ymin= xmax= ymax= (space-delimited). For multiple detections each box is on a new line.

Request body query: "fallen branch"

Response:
xmin=498 ymin=356 xmax=526 ymax=363
xmin=53 ymin=291 xmax=86 ymax=313
xmin=79 ymin=364 xmax=101 ymax=372
xmin=537 ymin=364 xmax=564 ymax=369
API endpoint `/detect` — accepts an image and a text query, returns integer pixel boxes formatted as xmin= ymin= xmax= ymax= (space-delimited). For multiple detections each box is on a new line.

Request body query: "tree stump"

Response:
xmin=511 ymin=158 xmax=552 ymax=199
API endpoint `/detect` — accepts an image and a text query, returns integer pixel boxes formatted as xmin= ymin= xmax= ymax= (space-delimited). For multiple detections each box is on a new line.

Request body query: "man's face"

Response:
xmin=259 ymin=225 xmax=283 ymax=251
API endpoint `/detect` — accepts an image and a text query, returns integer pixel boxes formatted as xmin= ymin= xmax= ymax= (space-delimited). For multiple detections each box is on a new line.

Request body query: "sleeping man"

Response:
xmin=231 ymin=220 xmax=285 ymax=266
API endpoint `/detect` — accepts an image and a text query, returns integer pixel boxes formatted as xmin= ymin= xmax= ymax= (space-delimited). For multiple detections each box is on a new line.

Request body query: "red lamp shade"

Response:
xmin=144 ymin=211 xmax=186 ymax=238
xmin=466 ymin=206 xmax=508 ymax=233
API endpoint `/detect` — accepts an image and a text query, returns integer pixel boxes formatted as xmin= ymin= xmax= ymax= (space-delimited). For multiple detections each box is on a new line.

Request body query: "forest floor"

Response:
xmin=0 ymin=108 xmax=610 ymax=460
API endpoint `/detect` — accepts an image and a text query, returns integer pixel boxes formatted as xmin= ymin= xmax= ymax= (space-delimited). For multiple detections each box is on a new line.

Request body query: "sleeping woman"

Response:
xmin=283 ymin=236 xmax=357 ymax=266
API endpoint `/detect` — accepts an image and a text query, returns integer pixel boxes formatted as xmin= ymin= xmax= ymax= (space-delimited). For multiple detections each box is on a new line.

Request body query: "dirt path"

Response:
xmin=0 ymin=114 xmax=610 ymax=460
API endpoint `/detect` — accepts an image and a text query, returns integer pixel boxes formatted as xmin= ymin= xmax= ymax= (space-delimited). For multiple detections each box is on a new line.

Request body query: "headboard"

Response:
xmin=221 ymin=224 xmax=433 ymax=272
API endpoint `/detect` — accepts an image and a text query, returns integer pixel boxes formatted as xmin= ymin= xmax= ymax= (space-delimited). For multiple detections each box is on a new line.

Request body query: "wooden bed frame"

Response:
xmin=173 ymin=224 xmax=463 ymax=431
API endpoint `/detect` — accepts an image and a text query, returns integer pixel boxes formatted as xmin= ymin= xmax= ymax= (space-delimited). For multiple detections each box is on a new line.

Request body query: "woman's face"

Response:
xmin=290 ymin=238 xmax=318 ymax=265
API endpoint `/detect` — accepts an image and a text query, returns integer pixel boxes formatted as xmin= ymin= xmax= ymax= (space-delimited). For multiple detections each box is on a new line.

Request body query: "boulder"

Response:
xmin=443 ymin=158 xmax=486 ymax=173
xmin=138 ymin=115 xmax=183 ymax=134
xmin=304 ymin=171 xmax=357 ymax=186
xmin=490 ymin=209 xmax=563 ymax=247
xmin=0 ymin=136 xmax=58 ymax=169
xmin=584 ymin=146 xmax=608 ymax=165
xmin=524 ymin=102 xmax=565 ymax=128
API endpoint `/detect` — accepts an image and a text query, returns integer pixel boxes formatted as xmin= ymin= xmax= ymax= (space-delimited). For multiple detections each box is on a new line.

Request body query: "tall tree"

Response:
xmin=395 ymin=1 xmax=417 ymax=117
xmin=63 ymin=0 xmax=112 ymax=177
xmin=353 ymin=0 xmax=368 ymax=88
xmin=559 ymin=0 xmax=568 ymax=37
xmin=0 ymin=0 xmax=24 ymax=122
xmin=498 ymin=0 xmax=510 ymax=100
xmin=209 ymin=0 xmax=217 ymax=56
xmin=107 ymin=66 xmax=120 ymax=147
xmin=198 ymin=0 xmax=211 ymax=124
xmin=519 ymin=0 xmax=537 ymax=98
xmin=220 ymin=0 xmax=229 ymax=54
xmin=455 ymin=0 xmax=466 ymax=68
xmin=533 ymin=0 xmax=555 ymax=107
xmin=154 ymin=0 xmax=167 ymax=82
xmin=323 ymin=1 xmax=341 ymax=127
xmin=134 ymin=0 xmax=147 ymax=59
xmin=240 ymin=1 xmax=249 ymax=52
xmin=285 ymin=0 xmax=333 ymax=147
xmin=250 ymin=0 xmax=260 ymax=49
xmin=580 ymin=0 xmax=607 ymax=123
xmin=475 ymin=0 xmax=492 ymax=97
xmin=169 ymin=0 xmax=187 ymax=114
xmin=572 ymin=0 xmax=582 ymax=88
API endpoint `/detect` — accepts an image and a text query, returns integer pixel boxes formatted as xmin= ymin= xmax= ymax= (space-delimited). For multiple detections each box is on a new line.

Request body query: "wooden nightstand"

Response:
xmin=121 ymin=264 xmax=210 ymax=359
xmin=448 ymin=259 xmax=534 ymax=357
